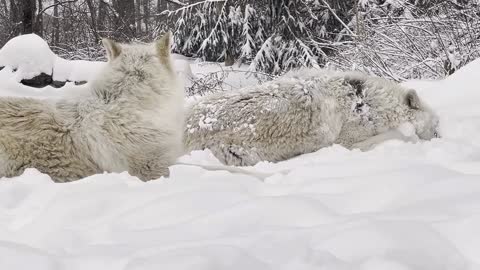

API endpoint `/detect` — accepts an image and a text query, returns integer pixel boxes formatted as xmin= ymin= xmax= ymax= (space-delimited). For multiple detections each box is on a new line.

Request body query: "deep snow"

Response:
xmin=0 ymin=35 xmax=480 ymax=270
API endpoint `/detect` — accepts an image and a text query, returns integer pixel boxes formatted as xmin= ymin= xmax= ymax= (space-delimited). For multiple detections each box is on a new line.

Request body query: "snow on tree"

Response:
xmin=169 ymin=0 xmax=354 ymax=74
xmin=328 ymin=0 xmax=480 ymax=80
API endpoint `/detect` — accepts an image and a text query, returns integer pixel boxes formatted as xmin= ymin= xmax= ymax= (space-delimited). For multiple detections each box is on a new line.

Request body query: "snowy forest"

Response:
xmin=1 ymin=0 xmax=479 ymax=80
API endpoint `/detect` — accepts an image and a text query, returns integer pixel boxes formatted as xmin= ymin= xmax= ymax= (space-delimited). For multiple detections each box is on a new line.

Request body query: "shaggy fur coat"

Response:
xmin=184 ymin=70 xmax=439 ymax=166
xmin=0 ymin=33 xmax=184 ymax=182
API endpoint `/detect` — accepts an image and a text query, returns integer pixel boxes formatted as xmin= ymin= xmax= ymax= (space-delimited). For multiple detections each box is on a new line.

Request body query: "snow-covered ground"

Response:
xmin=1 ymin=35 xmax=480 ymax=269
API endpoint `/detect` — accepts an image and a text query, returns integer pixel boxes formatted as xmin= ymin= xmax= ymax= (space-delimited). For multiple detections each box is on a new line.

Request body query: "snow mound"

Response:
xmin=0 ymin=34 xmax=105 ymax=98
xmin=0 ymin=34 xmax=55 ymax=80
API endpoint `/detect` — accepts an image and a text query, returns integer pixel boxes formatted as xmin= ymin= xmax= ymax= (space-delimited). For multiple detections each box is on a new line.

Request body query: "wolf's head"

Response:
xmin=342 ymin=73 xmax=440 ymax=141
xmin=404 ymin=89 xmax=440 ymax=140
xmin=102 ymin=32 xmax=173 ymax=74
xmin=94 ymin=32 xmax=176 ymax=101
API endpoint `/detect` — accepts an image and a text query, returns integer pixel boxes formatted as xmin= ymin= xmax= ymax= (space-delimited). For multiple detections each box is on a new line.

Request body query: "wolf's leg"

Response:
xmin=352 ymin=129 xmax=419 ymax=151
xmin=209 ymin=144 xmax=261 ymax=166
xmin=128 ymin=153 xmax=172 ymax=181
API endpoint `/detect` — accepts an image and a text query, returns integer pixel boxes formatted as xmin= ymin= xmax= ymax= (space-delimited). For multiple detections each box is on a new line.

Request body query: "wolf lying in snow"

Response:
xmin=184 ymin=70 xmax=440 ymax=166
xmin=0 ymin=33 xmax=184 ymax=182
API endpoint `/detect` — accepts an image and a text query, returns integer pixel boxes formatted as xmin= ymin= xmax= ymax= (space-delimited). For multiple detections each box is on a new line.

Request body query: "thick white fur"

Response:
xmin=0 ymin=33 xmax=184 ymax=182
xmin=184 ymin=69 xmax=440 ymax=166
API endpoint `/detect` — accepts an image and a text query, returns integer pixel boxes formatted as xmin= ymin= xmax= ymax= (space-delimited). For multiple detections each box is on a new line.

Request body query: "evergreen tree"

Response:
xmin=170 ymin=0 xmax=355 ymax=74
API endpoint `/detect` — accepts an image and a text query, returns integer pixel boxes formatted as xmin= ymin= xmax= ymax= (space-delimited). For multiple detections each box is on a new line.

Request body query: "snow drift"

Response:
xmin=0 ymin=35 xmax=480 ymax=270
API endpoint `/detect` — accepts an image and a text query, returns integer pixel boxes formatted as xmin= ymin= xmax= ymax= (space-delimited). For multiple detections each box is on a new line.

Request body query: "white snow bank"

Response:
xmin=0 ymin=34 xmax=56 ymax=81
xmin=1 ymin=34 xmax=480 ymax=269
xmin=0 ymin=34 xmax=105 ymax=98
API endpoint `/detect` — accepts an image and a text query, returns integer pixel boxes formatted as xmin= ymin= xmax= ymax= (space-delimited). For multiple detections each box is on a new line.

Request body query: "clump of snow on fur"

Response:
xmin=198 ymin=115 xmax=218 ymax=130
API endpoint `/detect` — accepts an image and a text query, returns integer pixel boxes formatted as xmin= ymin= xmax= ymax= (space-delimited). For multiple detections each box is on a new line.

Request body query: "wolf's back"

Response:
xmin=0 ymin=97 xmax=99 ymax=181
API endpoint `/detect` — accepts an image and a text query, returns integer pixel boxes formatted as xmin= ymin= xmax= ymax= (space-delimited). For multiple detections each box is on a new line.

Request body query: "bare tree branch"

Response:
xmin=38 ymin=0 xmax=77 ymax=16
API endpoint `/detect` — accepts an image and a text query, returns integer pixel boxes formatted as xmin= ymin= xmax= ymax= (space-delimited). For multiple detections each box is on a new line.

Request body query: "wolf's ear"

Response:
xmin=344 ymin=77 xmax=365 ymax=96
xmin=156 ymin=32 xmax=172 ymax=62
xmin=102 ymin=38 xmax=122 ymax=61
xmin=405 ymin=89 xmax=421 ymax=110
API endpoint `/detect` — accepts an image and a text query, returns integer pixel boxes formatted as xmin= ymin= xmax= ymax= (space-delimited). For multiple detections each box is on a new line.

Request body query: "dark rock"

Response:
xmin=0 ymin=66 xmax=4 ymax=71
xmin=21 ymin=73 xmax=53 ymax=88
xmin=18 ymin=72 xmax=89 ymax=89
xmin=74 ymin=81 xmax=87 ymax=86
xmin=51 ymin=80 xmax=67 ymax=88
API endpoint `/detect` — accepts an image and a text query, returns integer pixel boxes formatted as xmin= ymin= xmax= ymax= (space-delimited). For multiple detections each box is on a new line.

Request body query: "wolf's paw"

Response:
xmin=214 ymin=145 xmax=260 ymax=166
xmin=351 ymin=140 xmax=375 ymax=152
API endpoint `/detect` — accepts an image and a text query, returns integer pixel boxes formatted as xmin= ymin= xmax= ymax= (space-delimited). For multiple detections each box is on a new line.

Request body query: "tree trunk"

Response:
xmin=85 ymin=0 xmax=100 ymax=42
xmin=157 ymin=0 xmax=167 ymax=12
xmin=223 ymin=3 xmax=235 ymax=66
xmin=22 ymin=0 xmax=36 ymax=35
xmin=10 ymin=0 xmax=21 ymax=36
xmin=224 ymin=51 xmax=235 ymax=66
xmin=1 ymin=0 xmax=7 ymax=15
xmin=53 ymin=0 xmax=59 ymax=45
xmin=98 ymin=0 xmax=107 ymax=34
xmin=35 ymin=0 xmax=43 ymax=36
xmin=143 ymin=0 xmax=150 ymax=33
xmin=114 ymin=0 xmax=136 ymax=40
xmin=136 ymin=0 xmax=142 ymax=35
xmin=156 ymin=0 xmax=167 ymax=26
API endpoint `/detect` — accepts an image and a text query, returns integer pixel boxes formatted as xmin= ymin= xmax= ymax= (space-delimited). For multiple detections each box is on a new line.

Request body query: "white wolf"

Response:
xmin=0 ymin=33 xmax=184 ymax=182
xmin=184 ymin=70 xmax=440 ymax=166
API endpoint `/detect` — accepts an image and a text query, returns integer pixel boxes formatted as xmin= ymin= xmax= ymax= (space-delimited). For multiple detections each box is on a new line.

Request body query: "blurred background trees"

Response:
xmin=1 ymin=0 xmax=479 ymax=80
